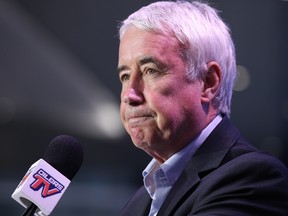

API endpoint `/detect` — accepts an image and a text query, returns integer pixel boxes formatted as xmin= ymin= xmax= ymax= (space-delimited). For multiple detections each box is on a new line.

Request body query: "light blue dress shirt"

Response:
xmin=143 ymin=115 xmax=223 ymax=216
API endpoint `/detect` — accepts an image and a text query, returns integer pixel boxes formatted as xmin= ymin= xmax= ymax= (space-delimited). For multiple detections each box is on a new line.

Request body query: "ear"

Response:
xmin=201 ymin=61 xmax=221 ymax=103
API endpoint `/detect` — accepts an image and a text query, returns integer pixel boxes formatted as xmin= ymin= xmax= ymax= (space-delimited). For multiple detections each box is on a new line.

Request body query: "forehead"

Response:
xmin=118 ymin=26 xmax=181 ymax=64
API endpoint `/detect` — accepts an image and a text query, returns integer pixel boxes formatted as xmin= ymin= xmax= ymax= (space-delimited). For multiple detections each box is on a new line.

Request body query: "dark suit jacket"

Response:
xmin=121 ymin=117 xmax=288 ymax=216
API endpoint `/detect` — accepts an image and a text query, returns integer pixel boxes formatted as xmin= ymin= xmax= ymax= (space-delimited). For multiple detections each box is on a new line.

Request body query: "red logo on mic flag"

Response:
xmin=30 ymin=169 xmax=65 ymax=198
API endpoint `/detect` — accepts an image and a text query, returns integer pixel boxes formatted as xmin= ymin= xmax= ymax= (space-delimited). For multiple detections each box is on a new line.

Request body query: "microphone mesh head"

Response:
xmin=43 ymin=135 xmax=84 ymax=180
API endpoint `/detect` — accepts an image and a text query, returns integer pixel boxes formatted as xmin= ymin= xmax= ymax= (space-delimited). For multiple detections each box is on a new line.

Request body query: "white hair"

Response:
xmin=118 ymin=1 xmax=236 ymax=117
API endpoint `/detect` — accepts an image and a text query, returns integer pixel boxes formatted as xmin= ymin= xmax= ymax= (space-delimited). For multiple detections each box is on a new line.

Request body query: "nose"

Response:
xmin=122 ymin=80 xmax=144 ymax=106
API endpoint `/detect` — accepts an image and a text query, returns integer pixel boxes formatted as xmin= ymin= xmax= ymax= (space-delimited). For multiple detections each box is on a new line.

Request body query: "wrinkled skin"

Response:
xmin=118 ymin=26 xmax=220 ymax=163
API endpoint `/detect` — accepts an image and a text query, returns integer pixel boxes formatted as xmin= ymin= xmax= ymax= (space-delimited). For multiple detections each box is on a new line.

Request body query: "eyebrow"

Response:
xmin=117 ymin=65 xmax=128 ymax=75
xmin=138 ymin=56 xmax=159 ymax=66
xmin=140 ymin=56 xmax=168 ymax=72
xmin=117 ymin=56 xmax=163 ymax=75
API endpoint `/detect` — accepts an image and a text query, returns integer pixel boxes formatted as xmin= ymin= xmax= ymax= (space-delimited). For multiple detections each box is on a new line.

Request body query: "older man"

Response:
xmin=117 ymin=1 xmax=288 ymax=215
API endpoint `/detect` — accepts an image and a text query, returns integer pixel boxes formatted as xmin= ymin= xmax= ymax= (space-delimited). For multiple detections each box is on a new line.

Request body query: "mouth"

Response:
xmin=125 ymin=110 xmax=155 ymax=127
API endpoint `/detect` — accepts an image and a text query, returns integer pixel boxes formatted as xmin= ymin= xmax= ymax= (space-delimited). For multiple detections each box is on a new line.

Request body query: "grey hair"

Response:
xmin=118 ymin=1 xmax=236 ymax=117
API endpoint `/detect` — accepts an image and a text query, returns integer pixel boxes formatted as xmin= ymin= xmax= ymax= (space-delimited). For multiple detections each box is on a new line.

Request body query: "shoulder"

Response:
xmin=186 ymin=151 xmax=288 ymax=215
xmin=223 ymin=136 xmax=288 ymax=180
xmin=219 ymin=150 xmax=288 ymax=182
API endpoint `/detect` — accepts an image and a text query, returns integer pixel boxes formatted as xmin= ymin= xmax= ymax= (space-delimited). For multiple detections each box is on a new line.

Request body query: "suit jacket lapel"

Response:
xmin=121 ymin=186 xmax=151 ymax=216
xmin=157 ymin=117 xmax=240 ymax=215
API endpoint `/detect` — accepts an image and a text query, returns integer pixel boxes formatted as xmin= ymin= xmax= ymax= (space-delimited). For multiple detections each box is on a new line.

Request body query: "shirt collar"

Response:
xmin=143 ymin=114 xmax=223 ymax=194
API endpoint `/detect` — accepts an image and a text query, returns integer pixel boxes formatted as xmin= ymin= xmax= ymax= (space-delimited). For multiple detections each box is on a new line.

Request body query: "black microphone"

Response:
xmin=12 ymin=135 xmax=84 ymax=216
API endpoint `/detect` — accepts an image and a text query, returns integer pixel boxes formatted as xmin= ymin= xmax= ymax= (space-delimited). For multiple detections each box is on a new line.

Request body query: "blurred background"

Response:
xmin=0 ymin=0 xmax=287 ymax=215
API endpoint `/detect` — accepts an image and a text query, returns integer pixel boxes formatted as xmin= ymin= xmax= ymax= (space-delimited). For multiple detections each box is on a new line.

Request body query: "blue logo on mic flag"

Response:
xmin=30 ymin=169 xmax=65 ymax=198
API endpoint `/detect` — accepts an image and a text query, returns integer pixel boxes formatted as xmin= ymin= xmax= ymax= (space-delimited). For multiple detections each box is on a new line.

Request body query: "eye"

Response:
xmin=144 ymin=68 xmax=158 ymax=75
xmin=120 ymin=73 xmax=130 ymax=82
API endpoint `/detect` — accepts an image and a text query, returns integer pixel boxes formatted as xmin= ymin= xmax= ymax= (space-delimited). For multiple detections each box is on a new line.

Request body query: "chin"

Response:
xmin=132 ymin=140 xmax=148 ymax=149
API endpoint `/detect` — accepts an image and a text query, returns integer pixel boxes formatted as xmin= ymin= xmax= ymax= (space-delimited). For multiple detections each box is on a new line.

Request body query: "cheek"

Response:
xmin=151 ymin=97 xmax=180 ymax=128
xmin=151 ymin=87 xmax=200 ymax=128
xmin=119 ymin=103 xmax=126 ymax=123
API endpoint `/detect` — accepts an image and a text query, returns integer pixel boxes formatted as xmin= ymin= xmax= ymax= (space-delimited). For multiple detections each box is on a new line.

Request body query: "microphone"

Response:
xmin=11 ymin=135 xmax=84 ymax=216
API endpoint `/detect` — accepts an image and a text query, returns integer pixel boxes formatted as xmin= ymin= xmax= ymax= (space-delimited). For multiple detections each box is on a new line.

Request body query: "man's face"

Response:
xmin=118 ymin=26 xmax=205 ymax=162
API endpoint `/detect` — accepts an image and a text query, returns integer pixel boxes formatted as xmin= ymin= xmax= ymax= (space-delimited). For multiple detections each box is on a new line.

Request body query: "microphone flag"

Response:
xmin=12 ymin=159 xmax=70 ymax=216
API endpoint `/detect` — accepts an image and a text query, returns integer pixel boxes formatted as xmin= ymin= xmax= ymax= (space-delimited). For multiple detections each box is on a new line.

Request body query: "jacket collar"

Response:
xmin=157 ymin=116 xmax=240 ymax=215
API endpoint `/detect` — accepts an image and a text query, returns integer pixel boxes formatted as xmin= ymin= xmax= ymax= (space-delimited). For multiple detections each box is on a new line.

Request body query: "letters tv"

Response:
xmin=30 ymin=169 xmax=65 ymax=198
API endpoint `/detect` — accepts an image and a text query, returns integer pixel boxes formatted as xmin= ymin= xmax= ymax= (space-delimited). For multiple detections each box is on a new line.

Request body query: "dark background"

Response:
xmin=1 ymin=0 xmax=287 ymax=215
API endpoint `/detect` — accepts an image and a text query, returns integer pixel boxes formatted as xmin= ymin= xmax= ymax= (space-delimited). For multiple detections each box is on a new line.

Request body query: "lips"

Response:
xmin=125 ymin=108 xmax=155 ymax=126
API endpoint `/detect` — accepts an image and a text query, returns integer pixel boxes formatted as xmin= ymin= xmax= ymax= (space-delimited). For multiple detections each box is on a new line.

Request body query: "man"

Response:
xmin=117 ymin=1 xmax=288 ymax=215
